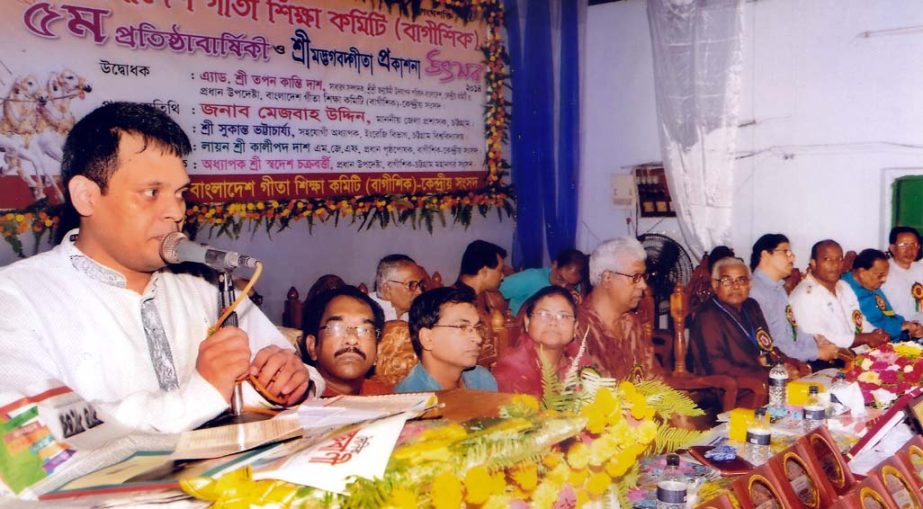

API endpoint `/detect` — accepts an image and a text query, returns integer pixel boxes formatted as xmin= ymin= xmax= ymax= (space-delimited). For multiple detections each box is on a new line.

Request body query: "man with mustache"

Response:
xmin=394 ymin=286 xmax=498 ymax=392
xmin=302 ymin=286 xmax=390 ymax=396
xmin=576 ymin=236 xmax=663 ymax=380
xmin=0 ymin=102 xmax=319 ymax=433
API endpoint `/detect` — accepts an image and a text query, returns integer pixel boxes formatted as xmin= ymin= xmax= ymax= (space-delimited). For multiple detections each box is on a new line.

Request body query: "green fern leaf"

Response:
xmin=652 ymin=421 xmax=707 ymax=454
xmin=635 ymin=379 xmax=705 ymax=417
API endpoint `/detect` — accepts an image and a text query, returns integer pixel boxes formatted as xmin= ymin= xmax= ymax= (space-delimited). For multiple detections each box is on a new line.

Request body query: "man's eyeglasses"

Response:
xmin=772 ymin=249 xmax=794 ymax=257
xmin=319 ymin=322 xmax=379 ymax=339
xmin=388 ymin=279 xmax=425 ymax=291
xmin=432 ymin=323 xmax=487 ymax=336
xmin=609 ymin=270 xmax=648 ymax=284
xmin=896 ymin=242 xmax=920 ymax=249
xmin=531 ymin=310 xmax=576 ymax=323
xmin=713 ymin=276 xmax=751 ymax=288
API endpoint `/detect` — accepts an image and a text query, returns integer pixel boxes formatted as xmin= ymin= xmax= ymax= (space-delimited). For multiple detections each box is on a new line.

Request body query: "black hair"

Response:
xmin=889 ymin=226 xmax=921 ymax=246
xmin=707 ymin=246 xmax=736 ymax=273
xmin=459 ymin=240 xmax=507 ymax=277
xmin=300 ymin=285 xmax=385 ymax=364
xmin=408 ymin=286 xmax=476 ymax=358
xmin=522 ymin=285 xmax=577 ymax=318
xmin=57 ymin=102 xmax=192 ymax=242
xmin=888 ymin=226 xmax=923 ymax=262
xmin=554 ymin=249 xmax=587 ymax=269
xmin=852 ymin=249 xmax=889 ymax=271
xmin=810 ymin=239 xmax=841 ymax=261
xmin=750 ymin=233 xmax=790 ymax=270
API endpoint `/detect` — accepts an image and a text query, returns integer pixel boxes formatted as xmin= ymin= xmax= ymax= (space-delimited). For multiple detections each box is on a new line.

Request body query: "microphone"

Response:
xmin=160 ymin=232 xmax=259 ymax=271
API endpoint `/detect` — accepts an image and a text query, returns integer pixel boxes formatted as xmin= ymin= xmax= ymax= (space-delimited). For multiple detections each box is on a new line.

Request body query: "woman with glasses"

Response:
xmin=492 ymin=286 xmax=587 ymax=397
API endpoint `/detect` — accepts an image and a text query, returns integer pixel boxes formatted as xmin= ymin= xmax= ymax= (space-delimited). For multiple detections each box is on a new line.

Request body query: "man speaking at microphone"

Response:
xmin=0 ymin=102 xmax=322 ymax=433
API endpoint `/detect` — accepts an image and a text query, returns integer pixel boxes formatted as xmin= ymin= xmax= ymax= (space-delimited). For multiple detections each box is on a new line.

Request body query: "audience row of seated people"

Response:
xmin=298 ymin=228 xmax=923 ymax=414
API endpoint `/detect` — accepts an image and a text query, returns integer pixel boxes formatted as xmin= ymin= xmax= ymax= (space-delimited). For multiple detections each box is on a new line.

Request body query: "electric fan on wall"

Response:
xmin=638 ymin=233 xmax=694 ymax=321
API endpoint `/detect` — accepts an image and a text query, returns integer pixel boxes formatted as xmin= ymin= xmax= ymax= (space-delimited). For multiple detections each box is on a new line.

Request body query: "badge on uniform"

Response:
xmin=630 ymin=364 xmax=644 ymax=383
xmin=852 ymin=309 xmax=864 ymax=335
xmin=912 ymin=282 xmax=923 ymax=312
xmin=875 ymin=294 xmax=896 ymax=317
xmin=755 ymin=327 xmax=774 ymax=352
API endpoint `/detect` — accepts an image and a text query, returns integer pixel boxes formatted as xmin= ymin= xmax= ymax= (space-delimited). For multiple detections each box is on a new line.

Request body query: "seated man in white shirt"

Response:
xmin=881 ymin=226 xmax=923 ymax=323
xmin=790 ymin=239 xmax=890 ymax=350
xmin=0 ymin=102 xmax=321 ymax=433
xmin=369 ymin=254 xmax=427 ymax=321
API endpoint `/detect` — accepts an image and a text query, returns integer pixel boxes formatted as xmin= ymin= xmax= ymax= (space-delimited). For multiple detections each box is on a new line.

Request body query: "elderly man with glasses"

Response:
xmin=689 ymin=257 xmax=801 ymax=407
xmin=749 ymin=233 xmax=838 ymax=363
xmin=882 ymin=226 xmax=923 ymax=324
xmin=574 ymin=237 xmax=663 ymax=380
xmin=370 ymin=254 xmax=429 ymax=321
xmin=301 ymin=286 xmax=391 ymax=396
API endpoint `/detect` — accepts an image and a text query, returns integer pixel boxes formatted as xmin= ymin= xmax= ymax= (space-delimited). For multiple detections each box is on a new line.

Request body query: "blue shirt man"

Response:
xmin=395 ymin=363 xmax=497 ymax=392
xmin=499 ymin=249 xmax=587 ymax=315
xmin=842 ymin=249 xmax=923 ymax=341
xmin=394 ymin=286 xmax=498 ymax=393
xmin=748 ymin=234 xmax=837 ymax=362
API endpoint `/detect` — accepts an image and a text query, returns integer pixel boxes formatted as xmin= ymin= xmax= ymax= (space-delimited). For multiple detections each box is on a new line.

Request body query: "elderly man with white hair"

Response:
xmin=574 ymin=237 xmax=663 ymax=380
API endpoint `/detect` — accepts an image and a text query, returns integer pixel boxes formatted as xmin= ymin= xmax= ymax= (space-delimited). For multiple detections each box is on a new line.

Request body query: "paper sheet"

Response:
xmin=253 ymin=413 xmax=408 ymax=493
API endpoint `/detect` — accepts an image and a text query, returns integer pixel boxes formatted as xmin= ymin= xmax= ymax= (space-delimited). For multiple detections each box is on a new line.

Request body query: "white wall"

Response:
xmin=0 ymin=215 xmax=514 ymax=324
xmin=583 ymin=0 xmax=923 ymax=266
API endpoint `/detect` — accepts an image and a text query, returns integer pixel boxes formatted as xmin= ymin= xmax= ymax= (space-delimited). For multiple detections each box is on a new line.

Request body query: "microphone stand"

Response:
xmin=204 ymin=271 xmax=268 ymax=426
xmin=217 ymin=271 xmax=244 ymax=417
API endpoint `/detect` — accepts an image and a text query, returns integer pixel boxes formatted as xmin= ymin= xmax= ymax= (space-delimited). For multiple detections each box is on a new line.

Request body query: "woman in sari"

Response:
xmin=492 ymin=286 xmax=587 ymax=397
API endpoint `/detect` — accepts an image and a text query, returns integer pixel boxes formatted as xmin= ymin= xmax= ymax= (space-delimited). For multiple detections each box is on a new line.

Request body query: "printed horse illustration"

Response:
xmin=39 ymin=68 xmax=93 ymax=135
xmin=0 ymin=74 xmax=45 ymax=136
xmin=0 ymin=69 xmax=91 ymax=203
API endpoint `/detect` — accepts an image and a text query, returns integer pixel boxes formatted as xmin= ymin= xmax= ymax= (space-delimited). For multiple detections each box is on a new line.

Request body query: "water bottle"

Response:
xmin=768 ymin=360 xmax=789 ymax=412
xmin=656 ymin=453 xmax=687 ymax=509
xmin=829 ymin=372 xmax=848 ymax=416
xmin=746 ymin=408 xmax=772 ymax=465
xmin=803 ymin=386 xmax=827 ymax=432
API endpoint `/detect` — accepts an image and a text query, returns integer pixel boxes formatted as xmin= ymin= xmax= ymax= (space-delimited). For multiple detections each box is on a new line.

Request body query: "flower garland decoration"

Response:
xmin=0 ymin=207 xmax=60 ymax=258
xmin=0 ymin=0 xmax=514 ymax=257
xmin=180 ymin=368 xmax=706 ymax=509
xmin=843 ymin=342 xmax=923 ymax=406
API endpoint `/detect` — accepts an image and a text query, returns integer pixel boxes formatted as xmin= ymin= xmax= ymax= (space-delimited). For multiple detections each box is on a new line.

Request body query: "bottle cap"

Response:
xmin=755 ymin=407 xmax=766 ymax=417
xmin=666 ymin=454 xmax=680 ymax=466
xmin=809 ymin=385 xmax=819 ymax=394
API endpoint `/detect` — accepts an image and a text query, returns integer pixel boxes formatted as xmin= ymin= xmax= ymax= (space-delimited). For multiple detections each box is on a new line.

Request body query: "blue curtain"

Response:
xmin=504 ymin=0 xmax=581 ymax=268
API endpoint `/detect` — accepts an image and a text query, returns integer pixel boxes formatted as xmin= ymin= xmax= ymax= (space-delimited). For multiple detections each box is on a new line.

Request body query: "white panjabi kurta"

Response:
xmin=0 ymin=230 xmax=323 ymax=433
xmin=789 ymin=273 xmax=870 ymax=349
xmin=881 ymin=260 xmax=923 ymax=323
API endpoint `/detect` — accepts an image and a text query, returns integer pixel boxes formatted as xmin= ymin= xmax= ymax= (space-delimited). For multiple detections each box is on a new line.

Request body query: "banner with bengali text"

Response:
xmin=0 ymin=0 xmax=489 ymax=209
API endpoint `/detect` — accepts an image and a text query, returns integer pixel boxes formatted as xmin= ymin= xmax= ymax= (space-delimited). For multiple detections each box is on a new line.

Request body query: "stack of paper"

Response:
xmin=296 ymin=393 xmax=437 ymax=430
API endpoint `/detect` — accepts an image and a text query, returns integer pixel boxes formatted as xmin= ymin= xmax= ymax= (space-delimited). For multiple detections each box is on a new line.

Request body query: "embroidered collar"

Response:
xmin=63 ymin=229 xmax=162 ymax=295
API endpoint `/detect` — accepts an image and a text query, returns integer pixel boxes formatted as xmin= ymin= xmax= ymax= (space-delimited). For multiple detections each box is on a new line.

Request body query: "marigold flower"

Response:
xmin=531 ymin=481 xmax=560 ymax=509
xmin=464 ymin=466 xmax=497 ymax=505
xmin=431 ymin=472 xmax=462 ymax=509
xmin=387 ymin=488 xmax=417 ymax=509
xmin=586 ymin=471 xmax=611 ymax=497
xmin=567 ymin=442 xmax=590 ymax=470
xmin=511 ymin=463 xmax=538 ymax=492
